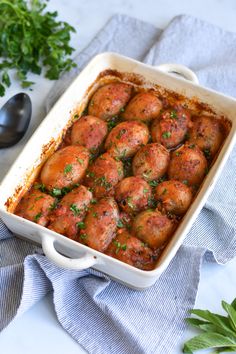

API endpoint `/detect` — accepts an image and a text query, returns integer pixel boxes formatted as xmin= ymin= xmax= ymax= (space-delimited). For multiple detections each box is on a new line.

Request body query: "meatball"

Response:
xmin=132 ymin=209 xmax=176 ymax=249
xmin=132 ymin=143 xmax=170 ymax=181
xmin=188 ymin=115 xmax=223 ymax=159
xmin=151 ymin=107 xmax=192 ymax=148
xmin=115 ymin=176 xmax=152 ymax=214
xmin=155 ymin=180 xmax=192 ymax=215
xmin=15 ymin=189 xmax=55 ymax=226
xmin=88 ymin=82 xmax=132 ymax=120
xmin=104 ymin=120 xmax=149 ymax=158
xmin=71 ymin=115 xmax=108 ymax=153
xmin=122 ymin=92 xmax=162 ymax=122
xmin=84 ymin=153 xmax=124 ymax=198
xmin=48 ymin=185 xmax=92 ymax=239
xmin=168 ymin=143 xmax=208 ymax=187
xmin=106 ymin=229 xmax=157 ymax=270
xmin=79 ymin=197 xmax=119 ymax=252
xmin=41 ymin=145 xmax=89 ymax=191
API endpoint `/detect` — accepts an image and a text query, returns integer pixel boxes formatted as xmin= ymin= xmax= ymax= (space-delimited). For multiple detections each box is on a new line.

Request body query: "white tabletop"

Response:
xmin=1 ymin=1 xmax=236 ymax=353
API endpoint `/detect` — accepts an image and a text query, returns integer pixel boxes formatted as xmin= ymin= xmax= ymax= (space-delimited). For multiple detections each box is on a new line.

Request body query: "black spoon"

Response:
xmin=0 ymin=93 xmax=32 ymax=148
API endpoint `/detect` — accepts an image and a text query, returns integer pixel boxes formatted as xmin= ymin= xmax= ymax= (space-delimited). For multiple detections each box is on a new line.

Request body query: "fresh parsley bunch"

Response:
xmin=0 ymin=0 xmax=76 ymax=96
xmin=183 ymin=298 xmax=236 ymax=353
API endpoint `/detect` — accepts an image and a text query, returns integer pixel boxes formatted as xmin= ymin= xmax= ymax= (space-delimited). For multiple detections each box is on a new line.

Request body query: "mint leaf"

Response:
xmin=190 ymin=309 xmax=233 ymax=334
xmin=183 ymin=298 xmax=236 ymax=353
xmin=222 ymin=301 xmax=236 ymax=331
xmin=231 ymin=299 xmax=236 ymax=311
xmin=183 ymin=333 xmax=236 ymax=353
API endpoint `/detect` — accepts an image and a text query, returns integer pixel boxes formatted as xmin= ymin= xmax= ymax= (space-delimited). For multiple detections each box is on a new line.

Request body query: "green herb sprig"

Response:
xmin=0 ymin=0 xmax=76 ymax=96
xmin=183 ymin=298 xmax=236 ymax=353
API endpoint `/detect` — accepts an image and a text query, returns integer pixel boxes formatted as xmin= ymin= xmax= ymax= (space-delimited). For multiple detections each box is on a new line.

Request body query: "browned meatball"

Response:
xmin=155 ymin=180 xmax=192 ymax=215
xmin=71 ymin=115 xmax=108 ymax=153
xmin=168 ymin=143 xmax=208 ymax=187
xmin=15 ymin=189 xmax=55 ymax=226
xmin=104 ymin=121 xmax=149 ymax=158
xmin=132 ymin=209 xmax=176 ymax=249
xmin=115 ymin=176 xmax=151 ymax=214
xmin=41 ymin=145 xmax=89 ymax=191
xmin=122 ymin=92 xmax=163 ymax=122
xmin=84 ymin=153 xmax=124 ymax=198
xmin=48 ymin=185 xmax=92 ymax=239
xmin=79 ymin=197 xmax=119 ymax=252
xmin=188 ymin=115 xmax=223 ymax=159
xmin=151 ymin=107 xmax=192 ymax=148
xmin=106 ymin=229 xmax=157 ymax=270
xmin=132 ymin=143 xmax=170 ymax=181
xmin=88 ymin=83 xmax=132 ymax=120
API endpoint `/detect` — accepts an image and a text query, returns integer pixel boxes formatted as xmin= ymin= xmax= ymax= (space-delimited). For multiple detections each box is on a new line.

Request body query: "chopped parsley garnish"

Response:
xmin=175 ymin=151 xmax=180 ymax=156
xmin=35 ymin=195 xmax=44 ymax=201
xmin=64 ymin=164 xmax=72 ymax=174
xmin=91 ymin=198 xmax=97 ymax=204
xmin=120 ymin=107 xmax=125 ymax=113
xmin=77 ymin=158 xmax=84 ymax=165
xmin=95 ymin=176 xmax=112 ymax=190
xmin=70 ymin=204 xmax=81 ymax=216
xmin=116 ymin=128 xmax=126 ymax=140
xmin=107 ymin=116 xmax=120 ymax=131
xmin=49 ymin=202 xmax=57 ymax=211
xmin=189 ymin=144 xmax=195 ymax=149
xmin=162 ymin=188 xmax=167 ymax=195
xmin=170 ymin=110 xmax=177 ymax=119
xmin=34 ymin=212 xmax=42 ymax=222
xmin=143 ymin=188 xmax=149 ymax=194
xmin=76 ymin=221 xmax=85 ymax=229
xmin=141 ymin=242 xmax=148 ymax=248
xmin=50 ymin=188 xmax=62 ymax=197
xmin=204 ymin=148 xmax=211 ymax=159
xmin=113 ymin=240 xmax=127 ymax=254
xmin=162 ymin=131 xmax=171 ymax=139
xmin=80 ymin=233 xmax=87 ymax=240
xmin=148 ymin=180 xmax=159 ymax=187
xmin=182 ymin=180 xmax=188 ymax=185
xmin=73 ymin=113 xmax=79 ymax=120
xmin=127 ymin=197 xmax=134 ymax=209
xmin=34 ymin=183 xmax=46 ymax=193
xmin=86 ymin=171 xmax=95 ymax=178
xmin=117 ymin=220 xmax=124 ymax=228
xmin=92 ymin=212 xmax=98 ymax=218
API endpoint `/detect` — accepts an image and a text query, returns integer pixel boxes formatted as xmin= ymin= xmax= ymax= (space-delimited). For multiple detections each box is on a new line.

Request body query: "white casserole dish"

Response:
xmin=0 ymin=53 xmax=235 ymax=290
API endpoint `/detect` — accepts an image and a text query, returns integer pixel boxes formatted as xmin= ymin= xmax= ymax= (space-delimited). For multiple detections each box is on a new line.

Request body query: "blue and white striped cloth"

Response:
xmin=1 ymin=14 xmax=236 ymax=354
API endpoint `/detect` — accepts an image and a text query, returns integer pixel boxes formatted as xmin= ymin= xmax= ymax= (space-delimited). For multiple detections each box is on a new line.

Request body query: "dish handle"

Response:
xmin=41 ymin=233 xmax=98 ymax=270
xmin=156 ymin=63 xmax=199 ymax=84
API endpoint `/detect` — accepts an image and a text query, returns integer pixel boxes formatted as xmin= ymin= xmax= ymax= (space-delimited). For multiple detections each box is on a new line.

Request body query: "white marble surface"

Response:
xmin=1 ymin=0 xmax=236 ymax=353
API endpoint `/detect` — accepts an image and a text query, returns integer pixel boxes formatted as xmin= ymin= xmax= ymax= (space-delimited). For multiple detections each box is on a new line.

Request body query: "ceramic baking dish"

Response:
xmin=0 ymin=53 xmax=235 ymax=289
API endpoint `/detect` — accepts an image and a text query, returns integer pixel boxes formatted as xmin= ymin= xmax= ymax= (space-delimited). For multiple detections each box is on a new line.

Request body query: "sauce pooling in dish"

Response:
xmin=14 ymin=81 xmax=227 ymax=271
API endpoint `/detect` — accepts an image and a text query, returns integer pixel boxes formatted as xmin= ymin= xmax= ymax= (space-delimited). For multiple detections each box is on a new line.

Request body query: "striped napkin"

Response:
xmin=1 ymin=14 xmax=236 ymax=354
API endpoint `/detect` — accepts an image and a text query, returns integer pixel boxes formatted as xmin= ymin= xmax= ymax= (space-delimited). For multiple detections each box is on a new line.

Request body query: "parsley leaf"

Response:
xmin=64 ymin=164 xmax=72 ymax=174
xmin=0 ymin=0 xmax=76 ymax=96
xmin=76 ymin=221 xmax=85 ymax=229
xmin=70 ymin=204 xmax=81 ymax=216
xmin=162 ymin=131 xmax=171 ymax=139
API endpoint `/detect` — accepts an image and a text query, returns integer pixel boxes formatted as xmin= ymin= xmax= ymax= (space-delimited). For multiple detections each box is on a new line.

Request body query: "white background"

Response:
xmin=1 ymin=1 xmax=236 ymax=353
